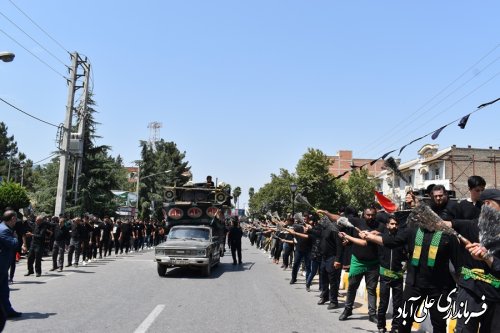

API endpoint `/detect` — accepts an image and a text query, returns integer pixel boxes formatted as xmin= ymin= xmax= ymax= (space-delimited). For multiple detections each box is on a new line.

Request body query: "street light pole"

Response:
xmin=290 ymin=183 xmax=298 ymax=216
xmin=135 ymin=169 xmax=171 ymax=217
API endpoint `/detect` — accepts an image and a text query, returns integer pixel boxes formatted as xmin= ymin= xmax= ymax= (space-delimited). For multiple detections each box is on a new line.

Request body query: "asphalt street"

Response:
xmin=5 ymin=239 xmax=378 ymax=333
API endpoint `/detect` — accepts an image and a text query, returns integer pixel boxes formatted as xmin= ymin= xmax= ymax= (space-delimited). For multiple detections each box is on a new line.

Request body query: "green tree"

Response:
xmin=249 ymin=168 xmax=297 ymax=217
xmin=344 ymin=169 xmax=377 ymax=211
xmin=138 ymin=139 xmax=191 ymax=219
xmin=295 ymin=148 xmax=346 ymax=213
xmin=232 ymin=186 xmax=242 ymax=206
xmin=64 ymin=93 xmax=126 ymax=217
xmin=248 ymin=187 xmax=255 ymax=200
xmin=0 ymin=181 xmax=30 ymax=212
xmin=29 ymin=158 xmax=59 ymax=214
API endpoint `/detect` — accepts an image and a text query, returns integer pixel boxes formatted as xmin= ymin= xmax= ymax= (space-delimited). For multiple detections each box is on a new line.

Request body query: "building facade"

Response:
xmin=328 ymin=150 xmax=386 ymax=180
xmin=377 ymin=144 xmax=500 ymax=207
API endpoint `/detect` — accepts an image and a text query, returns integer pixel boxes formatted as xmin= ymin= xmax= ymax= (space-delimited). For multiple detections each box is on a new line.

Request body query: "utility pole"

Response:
xmin=73 ymin=60 xmax=91 ymax=205
xmin=55 ymin=52 xmax=89 ymax=216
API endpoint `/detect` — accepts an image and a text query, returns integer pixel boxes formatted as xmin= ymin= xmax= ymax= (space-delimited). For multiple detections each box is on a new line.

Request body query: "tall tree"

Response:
xmin=345 ymin=169 xmax=377 ymax=211
xmin=249 ymin=168 xmax=297 ymax=217
xmin=0 ymin=122 xmax=19 ymax=181
xmin=232 ymin=186 xmax=242 ymax=206
xmin=66 ymin=93 xmax=125 ymax=217
xmin=295 ymin=148 xmax=346 ymax=213
xmin=138 ymin=139 xmax=191 ymax=219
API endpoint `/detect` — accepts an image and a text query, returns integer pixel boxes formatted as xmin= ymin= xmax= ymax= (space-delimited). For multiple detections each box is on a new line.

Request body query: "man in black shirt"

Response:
xmin=289 ymin=214 xmax=312 ymax=284
xmin=67 ymin=217 xmax=84 ymax=267
xmin=430 ymin=184 xmax=457 ymax=221
xmin=338 ymin=207 xmax=383 ymax=322
xmin=99 ymin=217 xmax=113 ymax=258
xmin=228 ymin=218 xmax=243 ymax=265
xmin=120 ymin=220 xmax=133 ymax=254
xmin=455 ymin=175 xmax=485 ymax=220
xmin=376 ymin=215 xmax=407 ymax=333
xmin=50 ymin=217 xmax=69 ymax=272
xmin=25 ymin=215 xmax=49 ymax=277
xmin=450 ymin=189 xmax=500 ymax=333
xmin=362 ymin=214 xmax=460 ymax=333
xmin=113 ymin=219 xmax=122 ymax=254
xmin=315 ymin=210 xmax=344 ymax=309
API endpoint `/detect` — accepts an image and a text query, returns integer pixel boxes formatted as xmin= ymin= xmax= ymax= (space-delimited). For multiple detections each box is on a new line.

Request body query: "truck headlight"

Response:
xmin=196 ymin=249 xmax=207 ymax=256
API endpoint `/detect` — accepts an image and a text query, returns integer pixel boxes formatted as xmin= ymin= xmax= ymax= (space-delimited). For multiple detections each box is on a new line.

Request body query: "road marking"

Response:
xmin=134 ymin=304 xmax=165 ymax=333
xmin=44 ymin=272 xmax=74 ymax=282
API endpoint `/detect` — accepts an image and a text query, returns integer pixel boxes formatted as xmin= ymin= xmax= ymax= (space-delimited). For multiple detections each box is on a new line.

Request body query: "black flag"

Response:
xmin=458 ymin=114 xmax=470 ymax=129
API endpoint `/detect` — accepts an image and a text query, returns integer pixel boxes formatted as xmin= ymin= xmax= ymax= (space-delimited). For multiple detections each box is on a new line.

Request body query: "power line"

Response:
xmin=0 ymin=97 xmax=60 ymax=128
xmin=8 ymin=0 xmax=70 ymax=55
xmin=8 ymin=153 xmax=59 ymax=171
xmin=373 ymin=70 xmax=500 ymax=157
xmin=357 ymin=43 xmax=500 ymax=157
xmin=0 ymin=28 xmax=67 ymax=80
xmin=0 ymin=10 xmax=69 ymax=67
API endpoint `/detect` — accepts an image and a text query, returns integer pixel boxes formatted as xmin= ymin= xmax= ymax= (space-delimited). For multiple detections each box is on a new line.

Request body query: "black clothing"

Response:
xmin=70 ymin=223 xmax=85 ymax=241
xmin=378 ymin=228 xmax=407 ymax=273
xmin=349 ymin=217 xmax=383 ymax=261
xmin=293 ymin=224 xmax=311 ymax=252
xmin=382 ymin=226 xmax=459 ymax=289
xmin=455 ymin=199 xmax=482 ymax=220
xmin=53 ymin=223 xmax=70 ymax=242
xmin=228 ymin=226 xmax=243 ymax=264
xmin=30 ymin=221 xmax=49 ymax=249
xmin=452 ymin=218 xmax=500 ymax=302
xmin=377 ymin=276 xmax=403 ymax=331
xmin=431 ymin=200 xmax=458 ymax=221
xmin=307 ymin=224 xmax=323 ymax=260
xmin=377 ymin=228 xmax=406 ymax=332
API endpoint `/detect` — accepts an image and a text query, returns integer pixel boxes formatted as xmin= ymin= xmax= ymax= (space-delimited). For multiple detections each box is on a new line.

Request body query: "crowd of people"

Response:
xmin=0 ymin=211 xmax=169 ymax=325
xmin=245 ymin=176 xmax=499 ymax=333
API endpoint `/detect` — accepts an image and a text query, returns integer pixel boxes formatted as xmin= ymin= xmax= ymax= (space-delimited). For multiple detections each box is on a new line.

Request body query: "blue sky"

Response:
xmin=1 ymin=1 xmax=499 ymax=207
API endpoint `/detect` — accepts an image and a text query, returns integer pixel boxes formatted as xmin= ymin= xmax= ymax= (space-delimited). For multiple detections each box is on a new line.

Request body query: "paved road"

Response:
xmin=6 ymin=239 xmax=378 ymax=333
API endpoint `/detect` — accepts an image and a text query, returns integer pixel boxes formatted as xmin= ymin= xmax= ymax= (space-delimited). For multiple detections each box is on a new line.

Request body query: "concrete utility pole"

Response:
xmin=73 ymin=61 xmax=91 ymax=205
xmin=55 ymin=52 xmax=89 ymax=216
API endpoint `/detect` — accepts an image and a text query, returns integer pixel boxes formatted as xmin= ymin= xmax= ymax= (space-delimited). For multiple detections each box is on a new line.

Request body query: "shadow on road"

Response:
xmin=161 ymin=261 xmax=256 ymax=279
xmin=11 ymin=281 xmax=45 ymax=285
xmin=8 ymin=312 xmax=57 ymax=321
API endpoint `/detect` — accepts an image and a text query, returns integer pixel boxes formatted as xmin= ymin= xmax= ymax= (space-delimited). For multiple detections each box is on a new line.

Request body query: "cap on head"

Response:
xmin=480 ymin=189 xmax=500 ymax=201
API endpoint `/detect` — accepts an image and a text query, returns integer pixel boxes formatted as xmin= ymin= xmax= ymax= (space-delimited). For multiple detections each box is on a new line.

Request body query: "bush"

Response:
xmin=0 ymin=181 xmax=30 ymax=212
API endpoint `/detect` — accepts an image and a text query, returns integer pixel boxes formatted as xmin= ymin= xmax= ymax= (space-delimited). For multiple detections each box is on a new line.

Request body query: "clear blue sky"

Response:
xmin=1 ymin=1 xmax=499 ymax=207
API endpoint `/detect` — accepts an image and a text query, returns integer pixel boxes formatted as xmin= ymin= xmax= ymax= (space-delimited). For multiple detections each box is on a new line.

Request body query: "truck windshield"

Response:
xmin=168 ymin=228 xmax=209 ymax=240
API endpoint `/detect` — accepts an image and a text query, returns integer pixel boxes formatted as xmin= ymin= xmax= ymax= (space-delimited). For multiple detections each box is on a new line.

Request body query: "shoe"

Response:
xmin=238 ymin=261 xmax=242 ymax=265
xmin=306 ymin=285 xmax=311 ymax=292
xmin=8 ymin=279 xmax=13 ymax=284
xmin=317 ymin=298 xmax=327 ymax=305
xmin=369 ymin=315 xmax=378 ymax=324
xmin=35 ymin=273 xmax=41 ymax=277
xmin=327 ymin=303 xmax=339 ymax=310
xmin=66 ymin=264 xmax=72 ymax=267
xmin=280 ymin=264 xmax=285 ymax=268
xmin=74 ymin=263 xmax=78 ymax=268
xmin=378 ymin=329 xmax=387 ymax=333
xmin=24 ymin=272 xmax=33 ymax=276
xmin=58 ymin=267 xmax=63 ymax=272
xmin=49 ymin=267 xmax=57 ymax=271
xmin=389 ymin=329 xmax=399 ymax=333
xmin=6 ymin=311 xmax=22 ymax=319
xmin=283 ymin=266 xmax=288 ymax=270
xmin=289 ymin=279 xmax=296 ymax=285
xmin=233 ymin=262 xmax=237 ymax=265
xmin=339 ymin=309 xmax=352 ymax=321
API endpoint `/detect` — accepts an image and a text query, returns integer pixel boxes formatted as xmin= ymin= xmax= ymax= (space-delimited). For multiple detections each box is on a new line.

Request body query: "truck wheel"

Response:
xmin=202 ymin=261 xmax=211 ymax=277
xmin=157 ymin=263 xmax=167 ymax=277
